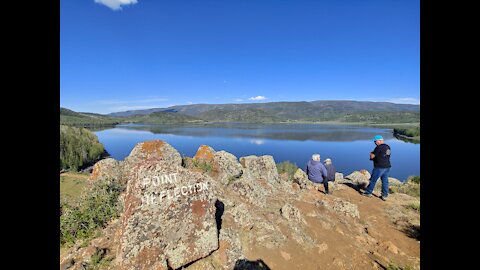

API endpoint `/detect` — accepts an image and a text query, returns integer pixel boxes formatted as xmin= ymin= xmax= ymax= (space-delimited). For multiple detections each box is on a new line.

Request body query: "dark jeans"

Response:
xmin=364 ymin=167 xmax=390 ymax=197
xmin=323 ymin=180 xmax=329 ymax=193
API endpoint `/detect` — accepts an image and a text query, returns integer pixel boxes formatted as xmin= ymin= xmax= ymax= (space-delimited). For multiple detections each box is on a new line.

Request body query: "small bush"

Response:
xmin=405 ymin=202 xmax=420 ymax=212
xmin=410 ymin=175 xmax=420 ymax=184
xmin=276 ymin=161 xmax=298 ymax=181
xmin=192 ymin=159 xmax=213 ymax=173
xmin=390 ymin=177 xmax=420 ymax=198
xmin=60 ymin=179 xmax=124 ymax=246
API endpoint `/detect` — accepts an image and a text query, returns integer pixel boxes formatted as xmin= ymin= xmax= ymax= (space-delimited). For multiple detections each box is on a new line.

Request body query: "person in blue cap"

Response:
xmin=362 ymin=135 xmax=391 ymax=201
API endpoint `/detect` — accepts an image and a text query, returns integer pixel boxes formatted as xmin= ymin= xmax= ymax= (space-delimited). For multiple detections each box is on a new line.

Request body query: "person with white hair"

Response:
xmin=323 ymin=158 xmax=336 ymax=195
xmin=305 ymin=153 xmax=328 ymax=194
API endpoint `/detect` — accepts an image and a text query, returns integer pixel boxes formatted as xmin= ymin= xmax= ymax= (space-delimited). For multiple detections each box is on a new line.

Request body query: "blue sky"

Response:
xmin=60 ymin=0 xmax=419 ymax=114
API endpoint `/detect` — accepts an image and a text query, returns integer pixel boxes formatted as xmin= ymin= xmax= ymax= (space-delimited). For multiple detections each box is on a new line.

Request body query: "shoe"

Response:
xmin=380 ymin=196 xmax=388 ymax=201
xmin=362 ymin=193 xmax=372 ymax=197
xmin=325 ymin=191 xmax=330 ymax=195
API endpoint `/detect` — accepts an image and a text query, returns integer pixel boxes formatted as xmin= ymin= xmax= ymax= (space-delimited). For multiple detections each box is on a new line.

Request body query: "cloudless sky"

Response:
xmin=60 ymin=0 xmax=419 ymax=114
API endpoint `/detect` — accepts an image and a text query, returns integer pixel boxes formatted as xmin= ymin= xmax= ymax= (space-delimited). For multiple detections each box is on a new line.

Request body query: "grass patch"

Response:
xmin=410 ymin=175 xmax=420 ymax=184
xmin=276 ymin=161 xmax=298 ymax=181
xmin=389 ymin=176 xmax=420 ymax=198
xmin=60 ymin=178 xmax=124 ymax=247
xmin=192 ymin=159 xmax=213 ymax=173
xmin=86 ymin=248 xmax=114 ymax=270
xmin=405 ymin=202 xmax=420 ymax=212
xmin=60 ymin=172 xmax=90 ymax=202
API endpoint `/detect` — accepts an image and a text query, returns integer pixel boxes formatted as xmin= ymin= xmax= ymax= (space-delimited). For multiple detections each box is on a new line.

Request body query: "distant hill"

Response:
xmin=198 ymin=108 xmax=281 ymax=123
xmin=107 ymin=100 xmax=420 ymax=123
xmin=120 ymin=111 xmax=205 ymax=124
xmin=60 ymin=108 xmax=119 ymax=126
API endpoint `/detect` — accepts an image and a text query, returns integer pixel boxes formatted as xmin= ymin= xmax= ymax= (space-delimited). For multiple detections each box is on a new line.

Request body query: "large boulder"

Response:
xmin=239 ymin=155 xmax=280 ymax=186
xmin=89 ymin=158 xmax=122 ymax=182
xmin=190 ymin=145 xmax=243 ymax=187
xmin=117 ymin=140 xmax=219 ymax=270
xmin=230 ymin=155 xmax=289 ymax=207
xmin=124 ymin=140 xmax=182 ymax=168
xmin=343 ymin=170 xmax=371 ymax=188
xmin=213 ymin=151 xmax=243 ymax=186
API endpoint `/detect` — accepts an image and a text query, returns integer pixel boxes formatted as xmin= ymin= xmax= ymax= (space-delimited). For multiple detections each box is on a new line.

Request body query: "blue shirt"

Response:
xmin=305 ymin=159 xmax=328 ymax=183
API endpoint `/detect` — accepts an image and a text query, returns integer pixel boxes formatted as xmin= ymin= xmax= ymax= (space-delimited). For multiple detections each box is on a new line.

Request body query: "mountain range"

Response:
xmin=61 ymin=100 xmax=420 ymax=125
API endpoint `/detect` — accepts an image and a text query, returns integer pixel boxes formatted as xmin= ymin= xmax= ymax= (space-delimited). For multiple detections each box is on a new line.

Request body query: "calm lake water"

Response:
xmin=94 ymin=123 xmax=420 ymax=181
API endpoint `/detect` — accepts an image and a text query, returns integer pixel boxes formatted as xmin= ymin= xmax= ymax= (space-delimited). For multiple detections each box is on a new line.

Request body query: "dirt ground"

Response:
xmin=243 ymin=186 xmax=420 ymax=270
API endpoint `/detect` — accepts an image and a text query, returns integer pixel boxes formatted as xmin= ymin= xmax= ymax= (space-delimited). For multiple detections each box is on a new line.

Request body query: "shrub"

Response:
xmin=60 ymin=179 xmax=124 ymax=246
xmin=276 ymin=161 xmax=298 ymax=181
xmin=405 ymin=202 xmax=420 ymax=212
xmin=192 ymin=159 xmax=213 ymax=173
xmin=410 ymin=175 xmax=420 ymax=184
xmin=390 ymin=176 xmax=420 ymax=198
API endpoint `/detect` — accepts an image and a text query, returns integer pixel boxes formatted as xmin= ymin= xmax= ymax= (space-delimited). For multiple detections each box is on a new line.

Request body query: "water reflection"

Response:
xmin=115 ymin=123 xmax=393 ymax=142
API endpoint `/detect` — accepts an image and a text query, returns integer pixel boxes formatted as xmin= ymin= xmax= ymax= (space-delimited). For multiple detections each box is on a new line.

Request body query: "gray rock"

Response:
xmin=117 ymin=140 xmax=219 ymax=270
xmin=214 ymin=151 xmax=243 ymax=186
xmin=343 ymin=170 xmax=371 ymax=189
xmin=319 ymin=198 xmax=360 ymax=219
xmin=239 ymin=155 xmax=280 ymax=186
xmin=293 ymin=168 xmax=315 ymax=190
xmin=89 ymin=158 xmax=122 ymax=183
xmin=280 ymin=203 xmax=307 ymax=225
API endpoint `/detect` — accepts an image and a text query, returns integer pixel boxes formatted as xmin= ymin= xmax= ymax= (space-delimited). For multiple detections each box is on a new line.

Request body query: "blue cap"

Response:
xmin=373 ymin=135 xmax=384 ymax=141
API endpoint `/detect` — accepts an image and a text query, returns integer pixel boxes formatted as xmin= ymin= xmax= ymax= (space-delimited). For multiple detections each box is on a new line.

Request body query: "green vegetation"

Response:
xmin=87 ymin=248 xmax=115 ymax=270
xmin=121 ymin=111 xmax=205 ymax=124
xmin=60 ymin=172 xmax=90 ymax=201
xmin=276 ymin=161 xmax=299 ymax=181
xmin=394 ymin=126 xmax=420 ymax=138
xmin=192 ymin=159 xmax=213 ymax=173
xmin=60 ymin=107 xmax=119 ymax=127
xmin=60 ymin=125 xmax=105 ymax=171
xmin=410 ymin=175 xmax=420 ymax=184
xmin=64 ymin=101 xmax=420 ymax=125
xmin=341 ymin=112 xmax=420 ymax=124
xmin=60 ymin=179 xmax=124 ymax=246
xmin=199 ymin=108 xmax=280 ymax=123
xmin=390 ymin=176 xmax=420 ymax=198
xmin=405 ymin=202 xmax=420 ymax=212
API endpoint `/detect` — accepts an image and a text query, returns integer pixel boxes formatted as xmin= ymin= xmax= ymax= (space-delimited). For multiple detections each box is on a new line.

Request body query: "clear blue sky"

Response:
xmin=61 ymin=0 xmax=419 ymax=114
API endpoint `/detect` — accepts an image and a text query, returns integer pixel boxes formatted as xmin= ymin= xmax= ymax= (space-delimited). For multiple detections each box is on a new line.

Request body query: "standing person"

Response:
xmin=323 ymin=158 xmax=336 ymax=195
xmin=305 ymin=154 xmax=328 ymax=194
xmin=362 ymin=135 xmax=391 ymax=201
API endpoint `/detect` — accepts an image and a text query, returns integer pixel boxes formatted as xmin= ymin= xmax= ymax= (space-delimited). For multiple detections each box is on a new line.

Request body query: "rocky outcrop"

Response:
xmin=317 ymin=198 xmax=360 ymax=219
xmin=89 ymin=158 xmax=123 ymax=183
xmin=341 ymin=170 xmax=403 ymax=189
xmin=293 ymin=168 xmax=314 ymax=190
xmin=61 ymin=141 xmax=420 ymax=270
xmin=341 ymin=169 xmax=371 ymax=188
xmin=117 ymin=140 xmax=218 ymax=270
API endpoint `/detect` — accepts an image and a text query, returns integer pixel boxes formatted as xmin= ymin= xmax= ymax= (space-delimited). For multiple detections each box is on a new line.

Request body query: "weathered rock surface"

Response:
xmin=61 ymin=141 xmax=420 ymax=270
xmin=89 ymin=158 xmax=123 ymax=183
xmin=117 ymin=140 xmax=218 ymax=270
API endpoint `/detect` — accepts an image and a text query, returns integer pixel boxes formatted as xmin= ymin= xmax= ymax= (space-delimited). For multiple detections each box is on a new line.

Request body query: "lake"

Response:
xmin=94 ymin=123 xmax=420 ymax=181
